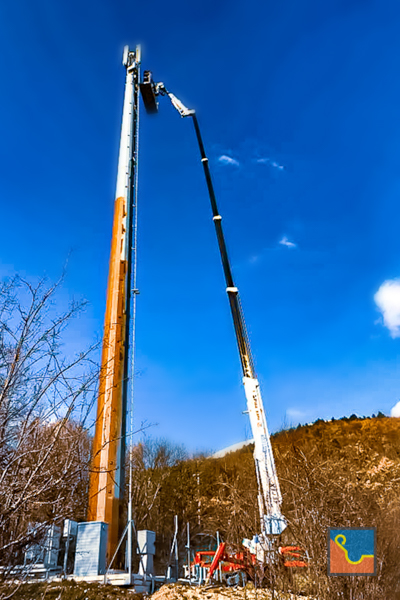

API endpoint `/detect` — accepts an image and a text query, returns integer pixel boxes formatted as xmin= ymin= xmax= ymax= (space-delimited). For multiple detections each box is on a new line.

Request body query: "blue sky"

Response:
xmin=2 ymin=0 xmax=400 ymax=453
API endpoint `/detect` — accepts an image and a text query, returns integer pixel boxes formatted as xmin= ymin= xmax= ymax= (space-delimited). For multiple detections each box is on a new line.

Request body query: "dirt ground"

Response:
xmin=0 ymin=581 xmax=315 ymax=600
xmin=151 ymin=583 xmax=315 ymax=600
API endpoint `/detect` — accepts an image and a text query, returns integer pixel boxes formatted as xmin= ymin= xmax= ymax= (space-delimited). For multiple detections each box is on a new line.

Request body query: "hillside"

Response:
xmin=0 ymin=417 xmax=398 ymax=600
xmin=129 ymin=416 xmax=400 ymax=599
xmin=274 ymin=415 xmax=400 ymax=508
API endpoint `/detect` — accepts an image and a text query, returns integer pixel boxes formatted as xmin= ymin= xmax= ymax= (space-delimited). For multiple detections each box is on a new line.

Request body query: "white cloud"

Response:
xmin=374 ymin=279 xmax=400 ymax=338
xmin=218 ymin=155 xmax=240 ymax=167
xmin=286 ymin=408 xmax=306 ymax=418
xmin=249 ymin=255 xmax=260 ymax=264
xmin=390 ymin=401 xmax=400 ymax=417
xmin=256 ymin=157 xmax=284 ymax=170
xmin=279 ymin=236 xmax=297 ymax=248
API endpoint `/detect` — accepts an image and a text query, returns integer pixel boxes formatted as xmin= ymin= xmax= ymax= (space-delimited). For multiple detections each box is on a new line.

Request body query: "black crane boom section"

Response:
xmin=191 ymin=114 xmax=255 ymax=380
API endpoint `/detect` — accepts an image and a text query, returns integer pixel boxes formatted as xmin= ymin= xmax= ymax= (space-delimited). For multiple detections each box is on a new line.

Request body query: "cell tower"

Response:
xmin=87 ymin=45 xmax=140 ymax=562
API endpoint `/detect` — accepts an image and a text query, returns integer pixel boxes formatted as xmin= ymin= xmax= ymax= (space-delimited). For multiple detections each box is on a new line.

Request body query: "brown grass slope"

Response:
xmin=267 ymin=416 xmax=400 ymax=597
xmin=126 ymin=416 xmax=400 ymax=598
xmin=154 ymin=417 xmax=400 ymax=597
xmin=1 ymin=417 xmax=398 ymax=599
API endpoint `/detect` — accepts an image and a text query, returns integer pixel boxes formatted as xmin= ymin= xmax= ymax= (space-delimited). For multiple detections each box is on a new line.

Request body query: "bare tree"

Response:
xmin=0 ymin=275 xmax=98 ymax=567
xmin=127 ymin=437 xmax=188 ymax=529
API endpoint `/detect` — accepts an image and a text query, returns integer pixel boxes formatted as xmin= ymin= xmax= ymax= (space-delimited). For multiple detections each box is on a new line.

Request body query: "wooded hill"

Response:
xmin=3 ymin=278 xmax=398 ymax=598
xmin=130 ymin=415 xmax=400 ymax=599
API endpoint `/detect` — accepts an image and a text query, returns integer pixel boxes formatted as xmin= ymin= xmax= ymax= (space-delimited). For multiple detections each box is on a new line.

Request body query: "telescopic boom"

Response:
xmin=140 ymin=79 xmax=287 ymax=542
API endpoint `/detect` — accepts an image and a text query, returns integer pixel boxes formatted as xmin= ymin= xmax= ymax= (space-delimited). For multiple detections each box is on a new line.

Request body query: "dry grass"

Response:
xmin=0 ymin=580 xmax=142 ymax=600
xmin=152 ymin=583 xmax=314 ymax=600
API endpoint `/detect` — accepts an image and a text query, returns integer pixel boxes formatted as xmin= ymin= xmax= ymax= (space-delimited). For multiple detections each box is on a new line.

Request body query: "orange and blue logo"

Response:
xmin=328 ymin=528 xmax=376 ymax=576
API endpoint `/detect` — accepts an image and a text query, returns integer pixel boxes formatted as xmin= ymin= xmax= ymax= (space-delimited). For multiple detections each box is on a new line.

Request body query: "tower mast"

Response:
xmin=88 ymin=46 xmax=140 ymax=562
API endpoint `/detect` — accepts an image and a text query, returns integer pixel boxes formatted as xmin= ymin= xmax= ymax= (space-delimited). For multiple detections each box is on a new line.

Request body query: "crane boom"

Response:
xmin=191 ymin=112 xmax=286 ymax=538
xmin=140 ymin=81 xmax=286 ymax=540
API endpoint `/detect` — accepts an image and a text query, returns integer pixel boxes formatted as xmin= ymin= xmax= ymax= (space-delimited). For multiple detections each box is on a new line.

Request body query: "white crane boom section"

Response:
xmin=243 ymin=376 xmax=286 ymax=536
